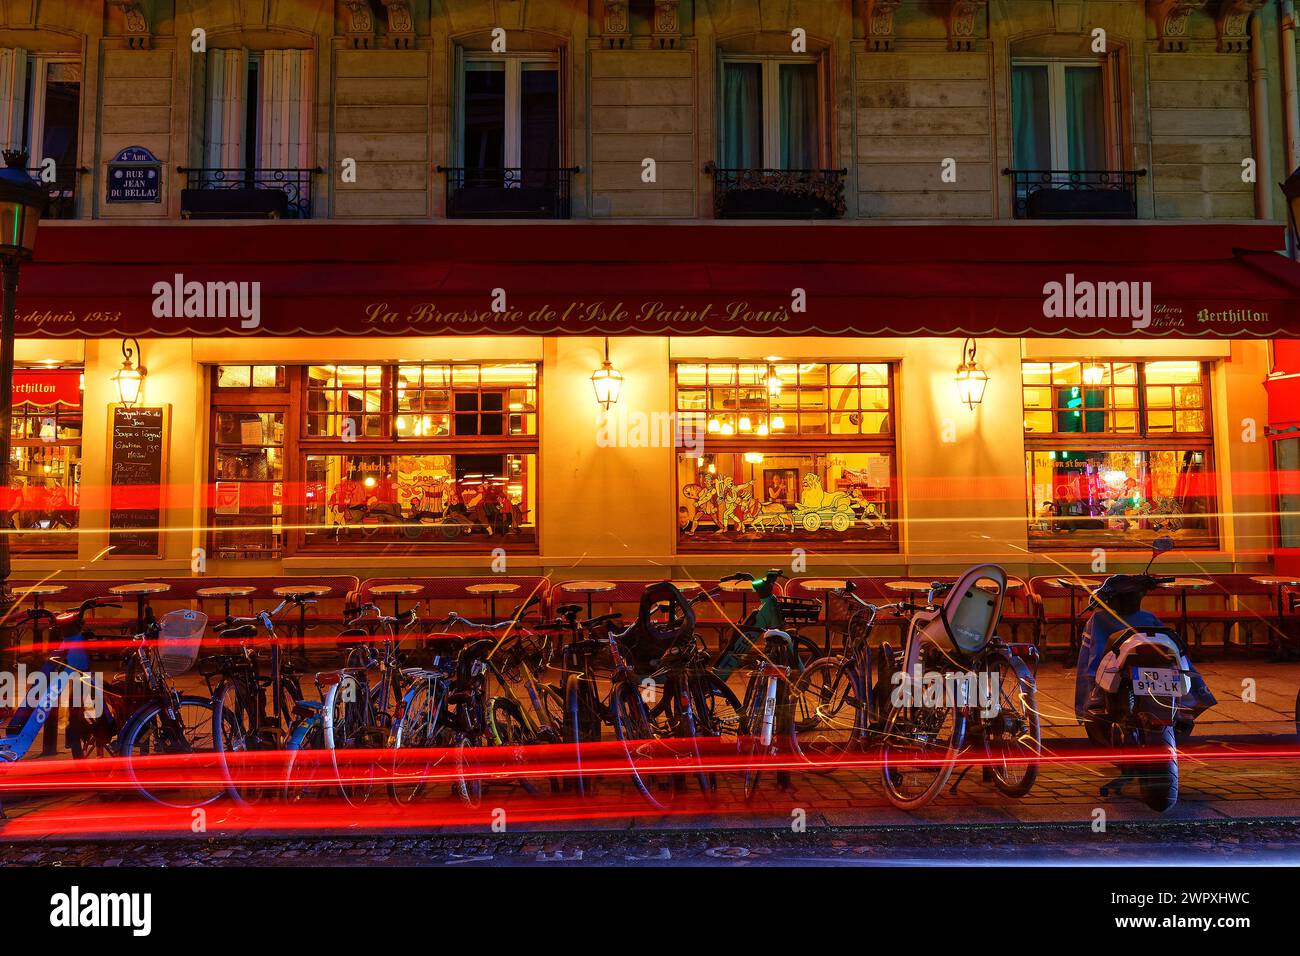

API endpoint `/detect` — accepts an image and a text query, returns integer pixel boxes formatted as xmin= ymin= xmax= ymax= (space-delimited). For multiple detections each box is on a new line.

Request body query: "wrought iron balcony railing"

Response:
xmin=437 ymin=166 xmax=579 ymax=219
xmin=1003 ymin=168 xmax=1146 ymax=220
xmin=178 ymin=166 xmax=321 ymax=219
xmin=705 ymin=164 xmax=847 ymax=219
xmin=30 ymin=166 xmax=86 ymax=220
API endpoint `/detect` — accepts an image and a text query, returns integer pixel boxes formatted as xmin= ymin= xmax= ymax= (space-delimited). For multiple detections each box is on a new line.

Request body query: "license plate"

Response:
xmin=1132 ymin=666 xmax=1181 ymax=698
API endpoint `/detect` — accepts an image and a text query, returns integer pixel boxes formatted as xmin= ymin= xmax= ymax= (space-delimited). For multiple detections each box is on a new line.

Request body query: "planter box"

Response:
xmin=181 ymin=187 xmax=291 ymax=220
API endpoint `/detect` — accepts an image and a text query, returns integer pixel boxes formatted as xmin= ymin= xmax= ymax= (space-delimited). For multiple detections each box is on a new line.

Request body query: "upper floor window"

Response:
xmin=445 ymin=54 xmax=570 ymax=218
xmin=1009 ymin=58 xmax=1139 ymax=219
xmin=1012 ymin=61 xmax=1104 ymax=173
xmin=720 ymin=58 xmax=819 ymax=170
xmin=0 ymin=49 xmax=81 ymax=219
xmin=712 ymin=56 xmax=843 ymax=218
xmin=460 ymin=56 xmax=559 ymax=172
xmin=182 ymin=49 xmax=315 ymax=218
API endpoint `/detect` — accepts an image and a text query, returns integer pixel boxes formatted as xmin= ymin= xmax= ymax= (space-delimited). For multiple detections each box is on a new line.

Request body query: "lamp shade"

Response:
xmin=0 ymin=150 xmax=45 ymax=261
xmin=591 ymin=338 xmax=623 ymax=410
xmin=113 ymin=363 xmax=145 ymax=406
xmin=591 ymin=361 xmax=622 ymax=409
xmin=955 ymin=338 xmax=989 ymax=409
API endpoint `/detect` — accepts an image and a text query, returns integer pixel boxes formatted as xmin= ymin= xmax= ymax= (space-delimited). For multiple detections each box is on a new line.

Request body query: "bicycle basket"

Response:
xmin=776 ymin=596 xmax=821 ymax=627
xmin=158 ymin=609 xmax=209 ymax=677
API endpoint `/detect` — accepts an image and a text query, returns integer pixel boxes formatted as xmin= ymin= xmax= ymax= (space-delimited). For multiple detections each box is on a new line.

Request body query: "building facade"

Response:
xmin=7 ymin=0 xmax=1300 ymax=583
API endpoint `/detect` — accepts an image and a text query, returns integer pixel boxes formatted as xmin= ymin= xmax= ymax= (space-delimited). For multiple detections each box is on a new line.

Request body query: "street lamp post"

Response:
xmin=0 ymin=150 xmax=47 ymax=646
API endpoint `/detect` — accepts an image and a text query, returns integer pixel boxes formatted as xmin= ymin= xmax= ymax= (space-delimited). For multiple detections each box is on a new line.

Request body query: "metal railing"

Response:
xmin=178 ymin=166 xmax=322 ymax=219
xmin=1003 ymin=168 xmax=1146 ymax=219
xmin=705 ymin=164 xmax=848 ymax=219
xmin=436 ymin=165 xmax=580 ymax=219
xmin=29 ymin=166 xmax=86 ymax=220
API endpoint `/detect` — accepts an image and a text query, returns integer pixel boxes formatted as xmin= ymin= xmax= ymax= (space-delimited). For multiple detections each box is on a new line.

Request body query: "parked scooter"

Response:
xmin=1074 ymin=536 xmax=1217 ymax=811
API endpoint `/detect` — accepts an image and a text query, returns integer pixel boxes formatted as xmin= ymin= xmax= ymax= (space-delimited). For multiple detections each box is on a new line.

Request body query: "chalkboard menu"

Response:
xmin=108 ymin=405 xmax=169 ymax=557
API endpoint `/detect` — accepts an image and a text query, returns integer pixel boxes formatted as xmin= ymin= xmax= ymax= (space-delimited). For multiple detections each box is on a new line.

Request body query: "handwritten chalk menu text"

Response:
xmin=108 ymin=406 xmax=168 ymax=557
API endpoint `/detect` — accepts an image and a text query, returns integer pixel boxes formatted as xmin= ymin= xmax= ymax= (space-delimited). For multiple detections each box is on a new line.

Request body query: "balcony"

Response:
xmin=705 ymin=164 xmax=847 ymax=219
xmin=178 ymin=167 xmax=321 ymax=219
xmin=32 ymin=166 xmax=86 ymax=220
xmin=437 ymin=166 xmax=579 ymax=219
xmin=1004 ymin=168 xmax=1146 ymax=220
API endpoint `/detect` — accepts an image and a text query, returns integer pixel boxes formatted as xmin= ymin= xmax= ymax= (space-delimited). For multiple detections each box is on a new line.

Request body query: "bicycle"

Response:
xmin=790 ymin=582 xmax=902 ymax=767
xmin=572 ymin=582 xmax=746 ymax=810
xmin=315 ymin=600 xmax=424 ymax=805
xmin=877 ymin=566 xmax=1041 ymax=810
xmin=205 ymin=594 xmax=322 ymax=803
xmin=116 ymin=609 xmax=230 ymax=809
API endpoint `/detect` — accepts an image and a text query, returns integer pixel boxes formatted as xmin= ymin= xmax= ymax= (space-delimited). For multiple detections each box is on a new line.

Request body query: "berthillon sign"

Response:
xmin=106 ymin=145 xmax=162 ymax=203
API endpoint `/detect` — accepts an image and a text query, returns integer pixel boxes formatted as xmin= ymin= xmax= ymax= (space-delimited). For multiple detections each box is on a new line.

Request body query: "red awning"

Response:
xmin=13 ymin=368 xmax=81 ymax=407
xmin=17 ymin=220 xmax=1300 ymax=338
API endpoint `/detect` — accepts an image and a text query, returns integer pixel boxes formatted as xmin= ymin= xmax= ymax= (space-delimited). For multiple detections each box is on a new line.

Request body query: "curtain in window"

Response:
xmin=779 ymin=63 xmax=818 ymax=169
xmin=204 ymin=49 xmax=246 ymax=168
xmin=463 ymin=61 xmax=505 ymax=172
xmin=0 ymin=48 xmax=27 ymax=151
xmin=257 ymin=50 xmax=312 ymax=169
xmin=520 ymin=63 xmax=559 ymax=183
xmin=1064 ymin=66 xmax=1105 ymax=171
xmin=721 ymin=62 xmax=761 ymax=169
xmin=1011 ymin=64 xmax=1049 ymax=170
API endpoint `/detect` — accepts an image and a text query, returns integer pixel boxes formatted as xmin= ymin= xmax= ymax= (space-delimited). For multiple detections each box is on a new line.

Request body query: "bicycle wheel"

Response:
xmin=120 ymin=695 xmax=226 ymax=809
xmin=879 ymin=702 xmax=965 ymax=811
xmin=563 ymin=672 xmax=599 ymax=798
xmin=791 ymin=656 xmax=865 ymax=772
xmin=487 ymin=696 xmax=540 ymax=796
xmin=449 ymin=729 xmax=483 ymax=808
xmin=610 ymin=678 xmax=672 ymax=810
xmin=323 ymin=674 xmax=386 ymax=806
xmin=984 ymin=651 xmax=1041 ymax=798
xmin=387 ymin=675 xmax=445 ymax=804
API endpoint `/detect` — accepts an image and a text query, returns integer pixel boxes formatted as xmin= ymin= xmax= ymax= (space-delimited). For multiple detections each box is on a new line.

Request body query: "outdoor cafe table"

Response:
xmin=14 ymin=583 xmax=66 ymax=649
xmin=464 ymin=582 xmax=517 ymax=624
xmin=109 ymin=582 xmax=171 ymax=633
xmin=1159 ymin=577 xmax=1214 ymax=646
xmin=1054 ymin=577 xmax=1104 ymax=665
xmin=718 ymin=577 xmax=757 ymax=622
xmin=557 ymin=581 xmax=615 ymax=620
xmin=369 ymin=582 xmax=424 ymax=620
xmin=196 ymin=585 xmax=256 ymax=624
xmin=798 ymin=579 xmax=847 ymax=654
xmin=273 ymin=584 xmax=332 ymax=647
xmin=1249 ymin=576 xmax=1300 ymax=652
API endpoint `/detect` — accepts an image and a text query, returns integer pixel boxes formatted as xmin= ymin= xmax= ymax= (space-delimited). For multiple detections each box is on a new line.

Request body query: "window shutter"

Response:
xmin=257 ymin=49 xmax=312 ymax=169
xmin=0 ymin=48 xmax=28 ymax=151
xmin=205 ymin=49 xmax=247 ymax=169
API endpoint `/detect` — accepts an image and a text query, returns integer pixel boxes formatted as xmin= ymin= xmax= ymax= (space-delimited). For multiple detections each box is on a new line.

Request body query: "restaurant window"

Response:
xmin=209 ymin=366 xmax=288 ymax=559
xmin=9 ymin=366 xmax=82 ymax=555
xmin=1022 ymin=360 xmax=1216 ymax=549
xmin=675 ymin=362 xmax=896 ymax=552
xmin=300 ymin=363 xmax=538 ymax=552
